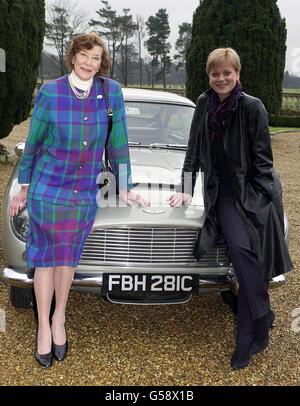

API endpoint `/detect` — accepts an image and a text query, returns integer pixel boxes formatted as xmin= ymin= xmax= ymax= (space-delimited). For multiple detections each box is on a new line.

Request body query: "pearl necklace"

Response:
xmin=68 ymin=70 xmax=94 ymax=99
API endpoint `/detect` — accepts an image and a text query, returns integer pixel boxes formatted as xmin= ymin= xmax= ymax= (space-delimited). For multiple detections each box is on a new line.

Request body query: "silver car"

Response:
xmin=1 ymin=88 xmax=289 ymax=308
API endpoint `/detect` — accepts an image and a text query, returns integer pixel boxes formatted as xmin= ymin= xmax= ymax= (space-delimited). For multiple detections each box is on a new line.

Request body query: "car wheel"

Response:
xmin=10 ymin=286 xmax=34 ymax=309
xmin=220 ymin=290 xmax=238 ymax=315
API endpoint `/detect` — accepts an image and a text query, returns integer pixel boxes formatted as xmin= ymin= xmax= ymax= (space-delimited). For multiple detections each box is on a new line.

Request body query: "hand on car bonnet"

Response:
xmin=119 ymin=190 xmax=150 ymax=207
xmin=167 ymin=193 xmax=192 ymax=207
xmin=9 ymin=186 xmax=29 ymax=217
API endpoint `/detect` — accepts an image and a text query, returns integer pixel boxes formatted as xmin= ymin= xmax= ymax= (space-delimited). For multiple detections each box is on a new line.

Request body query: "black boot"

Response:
xmin=231 ymin=342 xmax=253 ymax=370
xmin=250 ymin=310 xmax=275 ymax=356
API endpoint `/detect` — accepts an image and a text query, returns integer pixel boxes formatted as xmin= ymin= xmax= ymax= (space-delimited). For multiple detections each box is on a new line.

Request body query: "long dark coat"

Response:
xmin=178 ymin=90 xmax=293 ymax=281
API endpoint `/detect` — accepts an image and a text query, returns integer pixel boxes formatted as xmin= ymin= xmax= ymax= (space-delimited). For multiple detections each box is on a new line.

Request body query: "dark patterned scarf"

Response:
xmin=207 ymin=83 xmax=243 ymax=140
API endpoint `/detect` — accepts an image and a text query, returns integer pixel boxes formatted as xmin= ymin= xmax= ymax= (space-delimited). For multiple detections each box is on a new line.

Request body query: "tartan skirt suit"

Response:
xmin=18 ymin=75 xmax=132 ymax=268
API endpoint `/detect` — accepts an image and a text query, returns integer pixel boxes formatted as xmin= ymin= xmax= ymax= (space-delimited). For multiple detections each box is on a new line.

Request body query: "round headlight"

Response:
xmin=10 ymin=205 xmax=29 ymax=242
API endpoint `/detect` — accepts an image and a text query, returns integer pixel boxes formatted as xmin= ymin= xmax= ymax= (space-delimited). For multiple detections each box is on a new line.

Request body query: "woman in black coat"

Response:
xmin=168 ymin=48 xmax=293 ymax=369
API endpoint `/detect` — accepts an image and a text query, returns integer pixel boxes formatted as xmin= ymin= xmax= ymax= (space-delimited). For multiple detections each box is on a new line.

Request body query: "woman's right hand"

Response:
xmin=167 ymin=192 xmax=192 ymax=207
xmin=9 ymin=186 xmax=29 ymax=217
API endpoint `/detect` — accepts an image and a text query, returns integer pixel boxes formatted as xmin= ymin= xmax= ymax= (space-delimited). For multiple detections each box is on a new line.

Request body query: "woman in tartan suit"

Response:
xmin=9 ymin=33 xmax=148 ymax=368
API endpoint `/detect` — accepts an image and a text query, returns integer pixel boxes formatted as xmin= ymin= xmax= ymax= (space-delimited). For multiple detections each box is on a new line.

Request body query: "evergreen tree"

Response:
xmin=174 ymin=22 xmax=192 ymax=71
xmin=45 ymin=5 xmax=72 ymax=77
xmin=89 ymin=0 xmax=123 ymax=78
xmin=283 ymin=71 xmax=300 ymax=89
xmin=145 ymin=9 xmax=171 ymax=89
xmin=119 ymin=9 xmax=138 ymax=87
xmin=187 ymin=0 xmax=286 ymax=116
xmin=0 ymin=0 xmax=45 ymax=140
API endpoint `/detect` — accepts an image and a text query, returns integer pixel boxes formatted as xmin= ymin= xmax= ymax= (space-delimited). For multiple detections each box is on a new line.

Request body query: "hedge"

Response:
xmin=269 ymin=115 xmax=300 ymax=127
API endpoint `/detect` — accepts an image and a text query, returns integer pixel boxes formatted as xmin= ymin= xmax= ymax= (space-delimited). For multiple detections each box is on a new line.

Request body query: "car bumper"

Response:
xmin=0 ymin=266 xmax=286 ymax=293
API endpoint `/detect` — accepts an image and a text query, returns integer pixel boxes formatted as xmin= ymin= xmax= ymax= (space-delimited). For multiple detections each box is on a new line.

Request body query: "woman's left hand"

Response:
xmin=119 ymin=190 xmax=150 ymax=207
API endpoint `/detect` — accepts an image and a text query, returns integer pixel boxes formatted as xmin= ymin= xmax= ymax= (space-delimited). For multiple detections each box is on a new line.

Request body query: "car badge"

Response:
xmin=143 ymin=209 xmax=166 ymax=214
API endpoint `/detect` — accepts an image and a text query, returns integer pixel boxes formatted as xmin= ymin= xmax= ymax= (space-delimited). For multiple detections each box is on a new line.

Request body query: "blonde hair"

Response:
xmin=206 ymin=48 xmax=241 ymax=74
xmin=65 ymin=32 xmax=110 ymax=76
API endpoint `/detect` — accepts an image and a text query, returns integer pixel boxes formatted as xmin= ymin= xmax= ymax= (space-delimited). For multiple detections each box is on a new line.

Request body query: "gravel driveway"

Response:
xmin=0 ymin=121 xmax=299 ymax=386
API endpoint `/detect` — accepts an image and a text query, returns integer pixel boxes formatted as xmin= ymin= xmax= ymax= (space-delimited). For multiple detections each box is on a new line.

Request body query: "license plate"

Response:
xmin=102 ymin=274 xmax=198 ymax=294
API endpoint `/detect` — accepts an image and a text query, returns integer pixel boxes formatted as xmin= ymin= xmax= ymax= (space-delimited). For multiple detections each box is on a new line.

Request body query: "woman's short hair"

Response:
xmin=206 ymin=48 xmax=241 ymax=74
xmin=65 ymin=32 xmax=110 ymax=76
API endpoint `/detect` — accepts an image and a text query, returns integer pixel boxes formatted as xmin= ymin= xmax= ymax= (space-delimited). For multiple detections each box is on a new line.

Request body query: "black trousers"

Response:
xmin=215 ymin=182 xmax=270 ymax=346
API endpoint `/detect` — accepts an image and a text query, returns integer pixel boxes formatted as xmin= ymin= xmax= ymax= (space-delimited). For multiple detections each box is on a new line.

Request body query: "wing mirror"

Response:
xmin=14 ymin=142 xmax=25 ymax=157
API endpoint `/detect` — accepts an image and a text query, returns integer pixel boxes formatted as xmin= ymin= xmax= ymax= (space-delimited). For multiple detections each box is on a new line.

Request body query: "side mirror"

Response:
xmin=14 ymin=142 xmax=25 ymax=157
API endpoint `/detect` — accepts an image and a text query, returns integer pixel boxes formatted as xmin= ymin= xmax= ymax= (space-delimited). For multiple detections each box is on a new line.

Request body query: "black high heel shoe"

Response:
xmin=35 ymin=351 xmax=53 ymax=368
xmin=35 ymin=329 xmax=53 ymax=368
xmin=51 ymin=320 xmax=69 ymax=361
xmin=52 ymin=323 xmax=68 ymax=362
xmin=52 ymin=340 xmax=69 ymax=362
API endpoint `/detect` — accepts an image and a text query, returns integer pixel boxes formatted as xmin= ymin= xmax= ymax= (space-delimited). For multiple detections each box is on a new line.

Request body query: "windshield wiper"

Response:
xmin=128 ymin=142 xmax=142 ymax=146
xmin=148 ymin=143 xmax=187 ymax=150
xmin=128 ymin=142 xmax=187 ymax=150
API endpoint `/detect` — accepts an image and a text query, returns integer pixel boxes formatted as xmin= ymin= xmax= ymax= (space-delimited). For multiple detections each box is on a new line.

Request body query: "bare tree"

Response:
xmin=144 ymin=56 xmax=152 ymax=87
xmin=45 ymin=0 xmax=88 ymax=76
xmin=118 ymin=9 xmax=137 ymax=86
xmin=135 ymin=15 xmax=146 ymax=87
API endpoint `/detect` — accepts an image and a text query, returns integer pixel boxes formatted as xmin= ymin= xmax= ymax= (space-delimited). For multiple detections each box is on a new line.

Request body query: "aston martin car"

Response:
xmin=0 ymin=88 xmax=289 ymax=308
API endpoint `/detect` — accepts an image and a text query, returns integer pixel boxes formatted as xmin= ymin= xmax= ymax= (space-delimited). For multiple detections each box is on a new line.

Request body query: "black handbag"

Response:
xmin=98 ymin=76 xmax=115 ymax=195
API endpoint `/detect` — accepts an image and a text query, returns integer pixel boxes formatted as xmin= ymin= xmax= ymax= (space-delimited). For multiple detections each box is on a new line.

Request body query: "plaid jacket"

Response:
xmin=18 ymin=75 xmax=132 ymax=206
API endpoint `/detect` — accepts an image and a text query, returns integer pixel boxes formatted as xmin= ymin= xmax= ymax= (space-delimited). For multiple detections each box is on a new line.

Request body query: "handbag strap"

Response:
xmin=100 ymin=76 xmax=113 ymax=168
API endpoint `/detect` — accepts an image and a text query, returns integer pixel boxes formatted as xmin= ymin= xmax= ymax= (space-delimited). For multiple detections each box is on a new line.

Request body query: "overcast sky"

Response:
xmin=47 ymin=0 xmax=300 ymax=75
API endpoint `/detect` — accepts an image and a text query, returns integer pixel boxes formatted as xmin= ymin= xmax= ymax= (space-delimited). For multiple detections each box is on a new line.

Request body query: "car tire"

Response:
xmin=220 ymin=290 xmax=238 ymax=315
xmin=10 ymin=286 xmax=34 ymax=309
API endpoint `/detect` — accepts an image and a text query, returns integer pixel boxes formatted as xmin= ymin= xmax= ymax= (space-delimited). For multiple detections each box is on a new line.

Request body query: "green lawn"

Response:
xmin=127 ymin=84 xmax=186 ymax=90
xmin=269 ymin=127 xmax=300 ymax=133
xmin=283 ymin=88 xmax=300 ymax=93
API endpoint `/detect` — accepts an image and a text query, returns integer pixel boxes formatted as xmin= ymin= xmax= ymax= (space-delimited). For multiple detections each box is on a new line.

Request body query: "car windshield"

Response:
xmin=124 ymin=102 xmax=194 ymax=147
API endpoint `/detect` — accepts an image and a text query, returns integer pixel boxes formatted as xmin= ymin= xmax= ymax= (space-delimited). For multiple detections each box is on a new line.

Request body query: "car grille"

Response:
xmin=79 ymin=227 xmax=230 ymax=266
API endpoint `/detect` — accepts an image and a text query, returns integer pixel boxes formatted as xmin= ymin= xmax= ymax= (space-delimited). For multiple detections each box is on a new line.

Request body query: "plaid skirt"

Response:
xmin=26 ymin=198 xmax=97 ymax=268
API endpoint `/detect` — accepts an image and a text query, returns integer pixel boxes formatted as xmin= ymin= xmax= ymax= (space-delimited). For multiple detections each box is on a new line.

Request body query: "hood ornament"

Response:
xmin=143 ymin=209 xmax=166 ymax=214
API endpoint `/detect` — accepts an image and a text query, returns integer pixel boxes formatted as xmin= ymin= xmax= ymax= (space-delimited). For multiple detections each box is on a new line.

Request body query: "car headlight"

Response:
xmin=10 ymin=205 xmax=29 ymax=242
